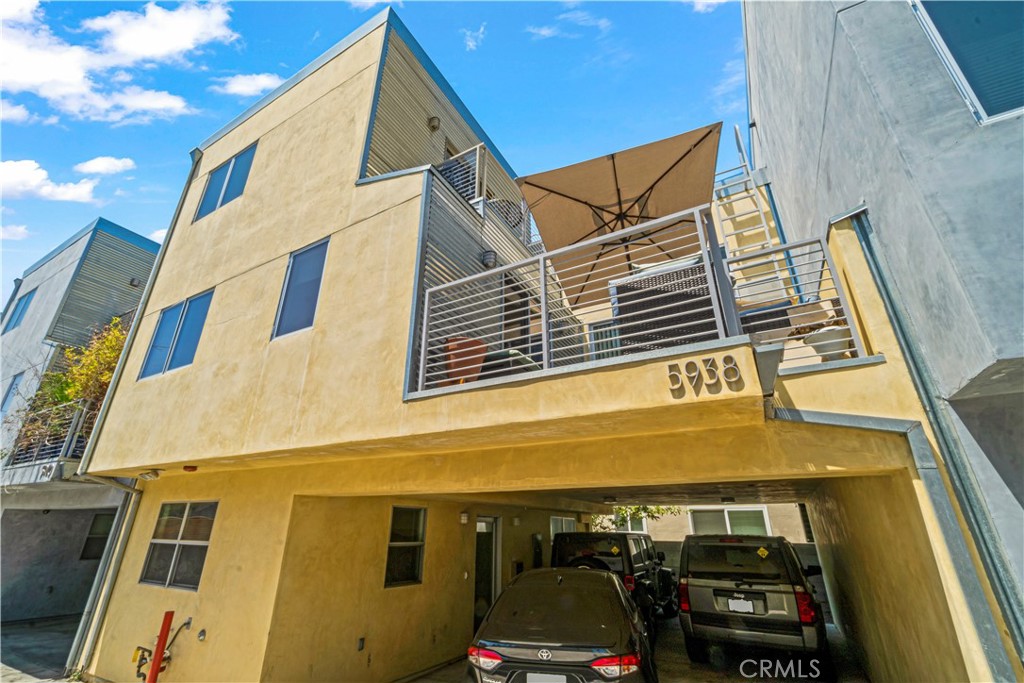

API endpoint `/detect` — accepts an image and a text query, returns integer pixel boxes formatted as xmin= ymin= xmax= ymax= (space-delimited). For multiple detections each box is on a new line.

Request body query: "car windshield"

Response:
xmin=686 ymin=541 xmax=790 ymax=582
xmin=552 ymin=536 xmax=627 ymax=572
xmin=484 ymin=576 xmax=626 ymax=646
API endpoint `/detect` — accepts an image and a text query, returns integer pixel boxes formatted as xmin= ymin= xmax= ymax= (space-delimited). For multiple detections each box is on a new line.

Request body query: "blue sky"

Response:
xmin=1 ymin=0 xmax=747 ymax=302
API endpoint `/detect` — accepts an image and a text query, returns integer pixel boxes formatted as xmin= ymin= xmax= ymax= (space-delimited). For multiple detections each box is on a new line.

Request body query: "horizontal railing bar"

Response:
xmin=725 ymin=237 xmax=827 ymax=264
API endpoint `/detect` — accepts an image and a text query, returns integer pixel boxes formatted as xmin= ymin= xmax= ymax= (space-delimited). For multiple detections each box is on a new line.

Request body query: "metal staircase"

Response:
xmin=713 ymin=126 xmax=776 ymax=258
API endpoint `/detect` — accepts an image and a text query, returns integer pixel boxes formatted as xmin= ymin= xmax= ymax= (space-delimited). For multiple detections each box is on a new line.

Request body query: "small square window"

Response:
xmin=139 ymin=291 xmax=214 ymax=379
xmin=385 ymin=507 xmax=425 ymax=587
xmin=140 ymin=502 xmax=218 ymax=590
xmin=195 ymin=144 xmax=258 ymax=221
xmin=273 ymin=240 xmax=329 ymax=338
xmin=80 ymin=512 xmax=116 ymax=560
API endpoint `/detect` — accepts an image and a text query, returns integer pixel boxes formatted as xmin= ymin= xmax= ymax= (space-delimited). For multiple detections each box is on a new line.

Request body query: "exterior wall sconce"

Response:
xmin=129 ymin=277 xmax=142 ymax=287
xmin=460 ymin=511 xmax=469 ymax=524
xmin=512 ymin=516 xmax=521 ymax=527
xmin=138 ymin=469 xmax=162 ymax=481
xmin=480 ymin=250 xmax=497 ymax=269
xmin=427 ymin=116 xmax=441 ymax=132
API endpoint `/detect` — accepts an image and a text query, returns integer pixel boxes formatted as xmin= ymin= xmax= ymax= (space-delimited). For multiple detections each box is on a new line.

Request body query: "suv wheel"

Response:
xmin=660 ymin=584 xmax=679 ymax=618
xmin=684 ymin=636 xmax=709 ymax=663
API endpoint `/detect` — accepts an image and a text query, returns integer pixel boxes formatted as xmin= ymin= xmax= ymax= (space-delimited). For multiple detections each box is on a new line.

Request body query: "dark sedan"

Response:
xmin=466 ymin=568 xmax=658 ymax=683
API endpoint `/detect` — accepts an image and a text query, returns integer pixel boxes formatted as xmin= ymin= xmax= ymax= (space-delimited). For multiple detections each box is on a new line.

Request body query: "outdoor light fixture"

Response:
xmin=129 ymin=277 xmax=142 ymax=287
xmin=512 ymin=516 xmax=521 ymax=527
xmin=427 ymin=116 xmax=441 ymax=132
xmin=603 ymin=496 xmax=617 ymax=504
xmin=138 ymin=469 xmax=162 ymax=481
xmin=460 ymin=511 xmax=469 ymax=524
xmin=480 ymin=250 xmax=497 ymax=269
xmin=720 ymin=496 xmax=736 ymax=503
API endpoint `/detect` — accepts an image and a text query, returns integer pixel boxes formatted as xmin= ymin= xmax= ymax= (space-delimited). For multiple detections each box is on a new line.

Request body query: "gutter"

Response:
xmin=813 ymin=208 xmax=1019 ymax=676
xmin=67 ymin=148 xmax=204 ymax=676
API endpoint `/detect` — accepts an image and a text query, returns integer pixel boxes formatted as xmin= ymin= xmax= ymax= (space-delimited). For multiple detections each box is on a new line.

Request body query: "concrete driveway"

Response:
xmin=0 ymin=615 xmax=78 ymax=683
xmin=414 ymin=618 xmax=867 ymax=682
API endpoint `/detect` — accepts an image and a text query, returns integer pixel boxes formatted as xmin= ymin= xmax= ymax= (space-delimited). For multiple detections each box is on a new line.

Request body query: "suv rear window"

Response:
xmin=552 ymin=535 xmax=627 ymax=573
xmin=685 ymin=541 xmax=792 ymax=583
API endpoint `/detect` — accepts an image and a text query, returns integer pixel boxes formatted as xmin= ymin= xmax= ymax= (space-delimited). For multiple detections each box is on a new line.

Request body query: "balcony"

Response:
xmin=408 ymin=137 xmax=865 ymax=396
xmin=2 ymin=400 xmax=95 ymax=487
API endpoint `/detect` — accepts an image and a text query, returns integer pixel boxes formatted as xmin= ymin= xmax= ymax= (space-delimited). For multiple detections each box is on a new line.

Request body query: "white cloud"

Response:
xmin=209 ymin=73 xmax=285 ymax=97
xmin=1 ymin=160 xmax=99 ymax=203
xmin=1 ymin=99 xmax=31 ymax=122
xmin=526 ymin=25 xmax=579 ymax=41
xmin=74 ymin=156 xmax=136 ymax=175
xmin=1 ymin=0 xmax=39 ymax=25
xmin=347 ymin=0 xmax=403 ymax=9
xmin=691 ymin=0 xmax=730 ymax=13
xmin=0 ymin=225 xmax=31 ymax=241
xmin=148 ymin=228 xmax=168 ymax=242
xmin=461 ymin=23 xmax=486 ymax=52
xmin=82 ymin=2 xmax=237 ymax=68
xmin=1 ymin=2 xmax=234 ymax=124
xmin=712 ymin=58 xmax=746 ymax=115
xmin=558 ymin=10 xmax=612 ymax=36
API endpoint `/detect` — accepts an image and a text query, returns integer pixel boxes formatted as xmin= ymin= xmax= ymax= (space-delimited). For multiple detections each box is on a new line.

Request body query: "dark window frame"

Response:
xmin=384 ymin=506 xmax=426 ymax=588
xmin=1 ymin=372 xmax=25 ymax=415
xmin=80 ymin=512 xmax=116 ymax=561
xmin=193 ymin=143 xmax=258 ymax=221
xmin=3 ymin=288 xmax=37 ymax=334
xmin=138 ymin=289 xmax=214 ymax=379
xmin=139 ymin=501 xmax=218 ymax=591
xmin=271 ymin=238 xmax=330 ymax=339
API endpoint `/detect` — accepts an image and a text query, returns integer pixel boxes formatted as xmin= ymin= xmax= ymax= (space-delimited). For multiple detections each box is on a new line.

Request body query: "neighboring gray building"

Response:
xmin=0 ymin=217 xmax=158 ymax=622
xmin=743 ymin=0 xmax=1023 ymax=663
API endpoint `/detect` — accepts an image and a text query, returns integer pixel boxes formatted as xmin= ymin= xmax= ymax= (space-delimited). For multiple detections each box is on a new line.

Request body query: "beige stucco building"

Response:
xmin=71 ymin=10 xmax=1019 ymax=683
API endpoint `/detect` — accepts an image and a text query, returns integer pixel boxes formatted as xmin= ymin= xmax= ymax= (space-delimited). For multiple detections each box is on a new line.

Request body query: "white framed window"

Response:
xmin=688 ymin=505 xmax=771 ymax=536
xmin=385 ymin=507 xmax=426 ymax=587
xmin=614 ymin=515 xmax=647 ymax=533
xmin=550 ymin=515 xmax=577 ymax=539
xmin=194 ymin=143 xmax=258 ymax=221
xmin=140 ymin=502 xmax=218 ymax=590
xmin=910 ymin=0 xmax=1023 ymax=123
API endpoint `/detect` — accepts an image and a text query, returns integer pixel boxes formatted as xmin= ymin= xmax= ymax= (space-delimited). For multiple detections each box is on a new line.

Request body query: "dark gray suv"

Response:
xmin=677 ymin=535 xmax=826 ymax=662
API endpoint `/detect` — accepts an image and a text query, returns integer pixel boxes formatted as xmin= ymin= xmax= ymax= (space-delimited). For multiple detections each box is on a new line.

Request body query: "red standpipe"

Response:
xmin=146 ymin=611 xmax=175 ymax=683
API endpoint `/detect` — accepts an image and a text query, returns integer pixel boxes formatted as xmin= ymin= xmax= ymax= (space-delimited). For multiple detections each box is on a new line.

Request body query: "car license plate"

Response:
xmin=526 ymin=675 xmax=566 ymax=683
xmin=728 ymin=598 xmax=755 ymax=613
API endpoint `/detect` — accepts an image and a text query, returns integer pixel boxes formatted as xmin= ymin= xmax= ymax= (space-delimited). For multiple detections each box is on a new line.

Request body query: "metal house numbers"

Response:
xmin=667 ymin=354 xmax=742 ymax=398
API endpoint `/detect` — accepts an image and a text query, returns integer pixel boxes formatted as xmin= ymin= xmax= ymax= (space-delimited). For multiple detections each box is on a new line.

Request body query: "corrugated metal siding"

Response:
xmin=366 ymin=33 xmax=481 ymax=177
xmin=47 ymin=231 xmax=156 ymax=347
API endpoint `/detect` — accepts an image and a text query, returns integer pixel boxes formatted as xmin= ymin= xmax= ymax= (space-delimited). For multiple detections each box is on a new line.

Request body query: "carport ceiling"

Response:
xmin=542 ymin=479 xmax=840 ymax=506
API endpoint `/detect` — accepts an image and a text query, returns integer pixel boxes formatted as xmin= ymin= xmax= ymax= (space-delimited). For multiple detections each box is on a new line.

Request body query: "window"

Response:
xmin=140 ymin=502 xmax=218 ymax=590
xmin=3 ymin=289 xmax=36 ymax=333
xmin=614 ymin=515 xmax=647 ymax=533
xmin=195 ymin=143 xmax=258 ymax=220
xmin=589 ymin=320 xmax=621 ymax=360
xmin=689 ymin=506 xmax=771 ymax=536
xmin=1 ymin=373 xmax=24 ymax=415
xmin=139 ymin=290 xmax=214 ymax=378
xmin=273 ymin=239 xmax=328 ymax=338
xmin=81 ymin=512 xmax=116 ymax=560
xmin=550 ymin=516 xmax=577 ymax=539
xmin=913 ymin=1 xmax=1024 ymax=121
xmin=385 ymin=507 xmax=426 ymax=587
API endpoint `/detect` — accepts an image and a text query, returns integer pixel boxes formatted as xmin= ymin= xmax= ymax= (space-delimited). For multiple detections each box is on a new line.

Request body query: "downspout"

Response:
xmin=68 ymin=148 xmax=204 ymax=676
xmin=844 ymin=209 xmax=1023 ymax=669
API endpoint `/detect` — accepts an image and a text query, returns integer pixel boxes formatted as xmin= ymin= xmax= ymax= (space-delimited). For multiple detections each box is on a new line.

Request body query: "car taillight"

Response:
xmin=719 ymin=537 xmax=743 ymax=543
xmin=467 ymin=646 xmax=502 ymax=671
xmin=795 ymin=590 xmax=816 ymax=624
xmin=590 ymin=653 xmax=640 ymax=679
xmin=623 ymin=575 xmax=635 ymax=592
xmin=679 ymin=579 xmax=690 ymax=613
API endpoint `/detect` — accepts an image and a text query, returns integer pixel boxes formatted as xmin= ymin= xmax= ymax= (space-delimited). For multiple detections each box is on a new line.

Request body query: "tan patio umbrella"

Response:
xmin=516 ymin=123 xmax=722 ymax=307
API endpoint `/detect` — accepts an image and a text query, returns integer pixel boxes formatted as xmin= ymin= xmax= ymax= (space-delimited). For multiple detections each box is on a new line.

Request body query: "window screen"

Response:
xmin=195 ymin=143 xmax=258 ymax=221
xmin=1 ymin=373 xmax=24 ymax=414
xmin=139 ymin=291 xmax=213 ymax=378
xmin=274 ymin=240 xmax=329 ymax=337
xmin=3 ymin=289 xmax=36 ymax=333
xmin=385 ymin=507 xmax=426 ymax=587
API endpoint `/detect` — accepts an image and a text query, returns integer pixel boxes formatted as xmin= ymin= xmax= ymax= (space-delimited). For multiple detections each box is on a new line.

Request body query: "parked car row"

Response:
xmin=465 ymin=531 xmax=829 ymax=683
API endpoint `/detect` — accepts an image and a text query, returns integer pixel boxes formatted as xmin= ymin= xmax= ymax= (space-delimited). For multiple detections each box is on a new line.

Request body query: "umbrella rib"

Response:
xmin=568 ymin=242 xmax=612 ymax=308
xmin=620 ymin=126 xmax=718 ymax=217
xmin=521 ymin=180 xmax=618 ymax=217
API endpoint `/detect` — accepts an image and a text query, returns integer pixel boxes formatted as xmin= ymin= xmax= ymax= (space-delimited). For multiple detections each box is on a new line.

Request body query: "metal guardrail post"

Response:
xmin=694 ymin=209 xmax=728 ymax=339
xmin=539 ymin=255 xmax=550 ymax=369
xmin=820 ymin=238 xmax=866 ymax=357
xmin=703 ymin=210 xmax=742 ymax=337
xmin=418 ymin=290 xmax=432 ymax=391
xmin=59 ymin=403 xmax=85 ymax=459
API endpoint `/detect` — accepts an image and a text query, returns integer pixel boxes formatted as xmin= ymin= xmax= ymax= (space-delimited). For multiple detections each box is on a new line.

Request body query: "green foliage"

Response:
xmin=592 ymin=505 xmax=682 ymax=532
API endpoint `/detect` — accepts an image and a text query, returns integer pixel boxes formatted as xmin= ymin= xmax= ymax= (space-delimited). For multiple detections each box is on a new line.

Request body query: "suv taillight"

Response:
xmin=795 ymin=590 xmax=816 ymax=624
xmin=591 ymin=653 xmax=640 ymax=679
xmin=679 ymin=579 xmax=690 ymax=613
xmin=468 ymin=646 xmax=502 ymax=671
xmin=623 ymin=574 xmax=635 ymax=592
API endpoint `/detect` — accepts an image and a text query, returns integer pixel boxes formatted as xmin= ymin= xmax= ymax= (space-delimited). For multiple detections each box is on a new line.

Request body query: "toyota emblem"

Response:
xmin=537 ymin=649 xmax=552 ymax=661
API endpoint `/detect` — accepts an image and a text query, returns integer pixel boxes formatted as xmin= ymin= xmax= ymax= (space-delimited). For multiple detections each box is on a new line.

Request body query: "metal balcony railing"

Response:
xmin=436 ymin=144 xmax=542 ymax=248
xmin=412 ymin=198 xmax=867 ymax=393
xmin=5 ymin=400 xmax=95 ymax=467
